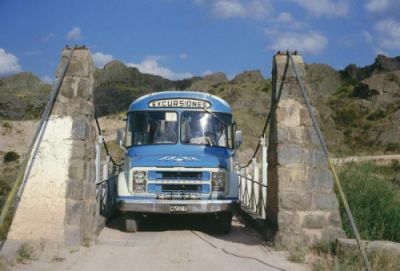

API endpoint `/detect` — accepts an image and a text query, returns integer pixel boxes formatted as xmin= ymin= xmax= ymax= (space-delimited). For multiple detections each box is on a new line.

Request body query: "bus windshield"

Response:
xmin=126 ymin=111 xmax=232 ymax=148
xmin=127 ymin=111 xmax=178 ymax=146
xmin=181 ymin=111 xmax=232 ymax=147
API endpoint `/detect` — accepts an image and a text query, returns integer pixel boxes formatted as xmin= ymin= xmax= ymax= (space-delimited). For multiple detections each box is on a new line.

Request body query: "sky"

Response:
xmin=0 ymin=0 xmax=399 ymax=82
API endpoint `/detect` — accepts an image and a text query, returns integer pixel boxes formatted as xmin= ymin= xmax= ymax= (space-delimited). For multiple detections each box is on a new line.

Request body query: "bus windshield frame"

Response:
xmin=126 ymin=110 xmax=233 ymax=149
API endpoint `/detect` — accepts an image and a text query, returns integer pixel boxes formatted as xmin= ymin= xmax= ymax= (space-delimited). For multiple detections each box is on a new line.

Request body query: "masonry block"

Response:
xmin=66 ymin=179 xmax=84 ymax=200
xmin=302 ymin=213 xmax=325 ymax=229
xmin=278 ymin=167 xmax=308 ymax=191
xmin=280 ymin=192 xmax=312 ymax=211
xmin=72 ymin=118 xmax=89 ymax=140
xmin=313 ymin=192 xmax=339 ymax=210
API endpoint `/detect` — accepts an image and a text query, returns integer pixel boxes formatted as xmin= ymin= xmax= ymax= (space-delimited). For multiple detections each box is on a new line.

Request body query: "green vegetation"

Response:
xmin=2 ymin=122 xmax=12 ymax=129
xmin=337 ymin=162 xmax=400 ymax=242
xmin=385 ymin=73 xmax=400 ymax=87
xmin=309 ymin=240 xmax=400 ymax=270
xmin=287 ymin=245 xmax=307 ymax=263
xmin=3 ymin=151 xmax=19 ymax=163
xmin=18 ymin=244 xmax=33 ymax=260
xmin=327 ymin=84 xmax=400 ymax=155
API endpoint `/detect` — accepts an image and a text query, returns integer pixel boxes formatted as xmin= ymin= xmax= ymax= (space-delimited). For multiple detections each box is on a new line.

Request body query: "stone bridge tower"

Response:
xmin=4 ymin=47 xmax=100 ymax=249
xmin=266 ymin=52 xmax=344 ymax=245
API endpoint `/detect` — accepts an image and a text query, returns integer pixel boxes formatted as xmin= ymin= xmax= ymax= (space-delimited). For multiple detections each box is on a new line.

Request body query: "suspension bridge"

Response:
xmin=0 ymin=46 xmax=372 ymax=270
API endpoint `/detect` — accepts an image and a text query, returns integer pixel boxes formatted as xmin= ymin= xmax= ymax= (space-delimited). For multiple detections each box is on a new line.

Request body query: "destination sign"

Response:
xmin=149 ymin=99 xmax=211 ymax=108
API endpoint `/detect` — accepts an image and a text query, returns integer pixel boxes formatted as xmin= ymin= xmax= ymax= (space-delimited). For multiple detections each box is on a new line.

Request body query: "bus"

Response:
xmin=117 ymin=91 xmax=242 ymax=233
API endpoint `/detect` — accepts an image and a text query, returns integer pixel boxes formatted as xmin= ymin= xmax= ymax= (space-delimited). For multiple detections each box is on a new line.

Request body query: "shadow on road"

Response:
xmin=105 ymin=212 xmax=265 ymax=246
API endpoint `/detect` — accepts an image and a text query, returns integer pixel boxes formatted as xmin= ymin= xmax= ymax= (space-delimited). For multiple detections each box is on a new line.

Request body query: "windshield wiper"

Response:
xmin=202 ymin=106 xmax=229 ymax=126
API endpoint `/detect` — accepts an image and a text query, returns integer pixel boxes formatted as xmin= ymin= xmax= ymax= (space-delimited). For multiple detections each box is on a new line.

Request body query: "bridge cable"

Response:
xmin=93 ymin=113 xmax=123 ymax=168
xmin=0 ymin=46 xmax=76 ymax=240
xmin=287 ymin=51 xmax=372 ymax=271
xmin=240 ymin=54 xmax=290 ymax=169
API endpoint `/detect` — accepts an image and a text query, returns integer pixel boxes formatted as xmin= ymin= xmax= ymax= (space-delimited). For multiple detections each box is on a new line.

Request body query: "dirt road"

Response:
xmin=10 ymin=215 xmax=306 ymax=271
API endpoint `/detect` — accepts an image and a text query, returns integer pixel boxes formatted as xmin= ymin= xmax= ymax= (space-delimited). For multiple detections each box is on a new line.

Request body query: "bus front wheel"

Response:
xmin=217 ymin=212 xmax=232 ymax=234
xmin=124 ymin=213 xmax=138 ymax=232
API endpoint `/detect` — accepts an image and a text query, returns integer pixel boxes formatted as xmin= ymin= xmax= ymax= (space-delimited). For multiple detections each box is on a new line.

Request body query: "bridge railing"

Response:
xmin=237 ymin=136 xmax=268 ymax=219
xmin=94 ymin=116 xmax=123 ymax=219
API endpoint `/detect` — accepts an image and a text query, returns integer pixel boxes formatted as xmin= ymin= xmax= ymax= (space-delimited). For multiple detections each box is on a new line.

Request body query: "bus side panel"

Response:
xmin=118 ymin=171 xmax=130 ymax=197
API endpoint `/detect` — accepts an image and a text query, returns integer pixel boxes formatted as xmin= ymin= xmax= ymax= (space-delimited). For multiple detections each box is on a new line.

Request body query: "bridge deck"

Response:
xmin=11 ymin=215 xmax=305 ymax=271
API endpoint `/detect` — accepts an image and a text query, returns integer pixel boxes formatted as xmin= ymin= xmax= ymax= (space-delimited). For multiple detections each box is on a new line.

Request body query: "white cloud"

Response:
xmin=41 ymin=75 xmax=53 ymax=84
xmin=269 ymin=32 xmax=328 ymax=54
xmin=42 ymin=33 xmax=55 ymax=42
xmin=202 ymin=70 xmax=213 ymax=76
xmin=269 ymin=12 xmax=308 ymax=32
xmin=289 ymin=0 xmax=348 ymax=17
xmin=92 ymin=52 xmax=114 ymax=67
xmin=127 ymin=56 xmax=192 ymax=80
xmin=200 ymin=0 xmax=272 ymax=20
xmin=374 ymin=19 xmax=400 ymax=49
xmin=365 ymin=0 xmax=391 ymax=13
xmin=362 ymin=31 xmax=373 ymax=44
xmin=0 ymin=48 xmax=22 ymax=76
xmin=276 ymin=12 xmax=293 ymax=23
xmin=66 ymin=26 xmax=83 ymax=41
xmin=179 ymin=53 xmax=188 ymax=59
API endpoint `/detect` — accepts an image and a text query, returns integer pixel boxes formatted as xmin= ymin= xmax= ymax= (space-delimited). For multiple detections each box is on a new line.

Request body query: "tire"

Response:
xmin=217 ymin=212 xmax=232 ymax=234
xmin=125 ymin=214 xmax=138 ymax=232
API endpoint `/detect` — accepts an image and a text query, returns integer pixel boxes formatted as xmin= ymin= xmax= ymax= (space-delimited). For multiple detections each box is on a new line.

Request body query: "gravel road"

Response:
xmin=10 ymin=215 xmax=306 ymax=271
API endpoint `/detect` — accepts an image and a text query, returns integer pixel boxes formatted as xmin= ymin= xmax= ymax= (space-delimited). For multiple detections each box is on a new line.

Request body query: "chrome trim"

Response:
xmin=118 ymin=199 xmax=239 ymax=213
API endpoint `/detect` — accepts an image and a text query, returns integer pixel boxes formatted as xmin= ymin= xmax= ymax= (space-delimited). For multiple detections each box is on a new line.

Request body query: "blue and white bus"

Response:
xmin=117 ymin=91 xmax=242 ymax=233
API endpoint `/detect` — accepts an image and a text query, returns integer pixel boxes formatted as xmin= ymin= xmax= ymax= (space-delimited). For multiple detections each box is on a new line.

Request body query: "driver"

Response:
xmin=188 ymin=113 xmax=213 ymax=145
xmin=216 ymin=122 xmax=226 ymax=147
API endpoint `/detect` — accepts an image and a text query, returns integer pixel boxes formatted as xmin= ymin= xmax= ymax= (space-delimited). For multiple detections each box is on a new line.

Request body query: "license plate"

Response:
xmin=169 ymin=205 xmax=188 ymax=213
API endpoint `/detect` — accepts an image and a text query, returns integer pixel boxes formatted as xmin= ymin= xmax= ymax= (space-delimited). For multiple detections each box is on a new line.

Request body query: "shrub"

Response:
xmin=3 ymin=151 xmax=19 ymax=163
xmin=333 ymin=108 xmax=358 ymax=126
xmin=367 ymin=109 xmax=387 ymax=120
xmin=2 ymin=122 xmax=12 ymax=129
xmin=337 ymin=162 xmax=400 ymax=242
xmin=385 ymin=143 xmax=400 ymax=153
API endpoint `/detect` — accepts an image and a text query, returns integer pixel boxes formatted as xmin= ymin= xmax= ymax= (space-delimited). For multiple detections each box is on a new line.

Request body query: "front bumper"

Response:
xmin=118 ymin=198 xmax=240 ymax=214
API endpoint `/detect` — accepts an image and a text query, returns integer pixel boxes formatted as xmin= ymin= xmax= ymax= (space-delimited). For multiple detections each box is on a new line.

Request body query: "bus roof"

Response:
xmin=128 ymin=91 xmax=232 ymax=113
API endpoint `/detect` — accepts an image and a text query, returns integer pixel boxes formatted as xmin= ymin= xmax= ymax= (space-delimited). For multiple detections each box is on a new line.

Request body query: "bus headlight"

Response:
xmin=132 ymin=171 xmax=146 ymax=192
xmin=212 ymin=171 xmax=225 ymax=192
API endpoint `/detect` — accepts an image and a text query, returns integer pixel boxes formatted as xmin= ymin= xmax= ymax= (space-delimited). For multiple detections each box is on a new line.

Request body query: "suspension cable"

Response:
xmin=240 ymin=53 xmax=289 ymax=168
xmin=94 ymin=113 xmax=123 ymax=167
xmin=0 ymin=46 xmax=75 ymax=230
xmin=287 ymin=51 xmax=371 ymax=271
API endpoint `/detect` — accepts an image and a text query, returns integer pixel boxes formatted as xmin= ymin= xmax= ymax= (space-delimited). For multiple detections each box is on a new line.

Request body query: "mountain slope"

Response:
xmin=1 ymin=55 xmax=399 ymax=157
xmin=0 ymin=73 xmax=51 ymax=120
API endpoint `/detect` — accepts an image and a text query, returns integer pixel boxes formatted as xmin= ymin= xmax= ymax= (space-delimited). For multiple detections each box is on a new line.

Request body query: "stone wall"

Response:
xmin=4 ymin=47 xmax=99 ymax=248
xmin=266 ymin=52 xmax=344 ymax=246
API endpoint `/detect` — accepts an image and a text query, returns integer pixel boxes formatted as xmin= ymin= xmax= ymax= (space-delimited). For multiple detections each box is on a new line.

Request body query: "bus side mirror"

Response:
xmin=116 ymin=128 xmax=125 ymax=146
xmin=235 ymin=130 xmax=242 ymax=148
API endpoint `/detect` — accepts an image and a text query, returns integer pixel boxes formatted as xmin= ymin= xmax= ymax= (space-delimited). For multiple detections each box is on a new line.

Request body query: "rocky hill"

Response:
xmin=0 ymin=73 xmax=51 ymax=119
xmin=1 ymin=55 xmax=399 ymax=157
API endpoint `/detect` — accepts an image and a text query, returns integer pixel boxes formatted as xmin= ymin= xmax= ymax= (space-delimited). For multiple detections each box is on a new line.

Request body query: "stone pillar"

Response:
xmin=266 ymin=52 xmax=344 ymax=246
xmin=5 ymin=47 xmax=99 ymax=248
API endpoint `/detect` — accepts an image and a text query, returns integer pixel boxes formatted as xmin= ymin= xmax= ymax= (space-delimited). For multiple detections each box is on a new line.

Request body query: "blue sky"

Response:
xmin=0 ymin=0 xmax=399 ymax=82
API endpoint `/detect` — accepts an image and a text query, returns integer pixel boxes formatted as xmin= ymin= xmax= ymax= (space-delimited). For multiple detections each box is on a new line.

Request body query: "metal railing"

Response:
xmin=96 ymin=175 xmax=118 ymax=218
xmin=93 ymin=115 xmax=123 ymax=219
xmin=237 ymin=136 xmax=268 ymax=219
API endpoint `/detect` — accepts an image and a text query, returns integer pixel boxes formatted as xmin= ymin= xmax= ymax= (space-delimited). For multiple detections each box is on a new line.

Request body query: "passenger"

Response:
xmin=165 ymin=121 xmax=177 ymax=142
xmin=216 ymin=122 xmax=227 ymax=147
xmin=154 ymin=121 xmax=177 ymax=143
